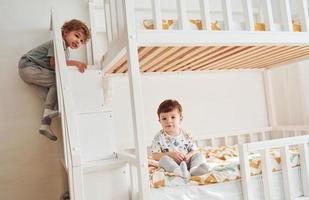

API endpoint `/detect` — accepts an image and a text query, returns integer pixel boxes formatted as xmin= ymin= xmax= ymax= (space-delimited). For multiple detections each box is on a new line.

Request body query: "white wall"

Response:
xmin=269 ymin=60 xmax=309 ymax=125
xmin=109 ymin=70 xmax=269 ymax=150
xmin=0 ymin=0 xmax=89 ymax=199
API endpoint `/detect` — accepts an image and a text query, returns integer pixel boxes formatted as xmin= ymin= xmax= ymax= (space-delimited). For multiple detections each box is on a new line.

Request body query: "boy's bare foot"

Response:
xmin=39 ymin=125 xmax=57 ymax=141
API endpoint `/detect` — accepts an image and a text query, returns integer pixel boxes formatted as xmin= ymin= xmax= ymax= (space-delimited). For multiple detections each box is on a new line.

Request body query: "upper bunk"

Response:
xmin=89 ymin=0 xmax=309 ymax=74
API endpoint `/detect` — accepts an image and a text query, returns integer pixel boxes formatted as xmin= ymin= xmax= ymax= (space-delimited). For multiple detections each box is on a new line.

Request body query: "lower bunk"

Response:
xmin=118 ymin=126 xmax=309 ymax=200
xmin=151 ymin=168 xmax=303 ymax=200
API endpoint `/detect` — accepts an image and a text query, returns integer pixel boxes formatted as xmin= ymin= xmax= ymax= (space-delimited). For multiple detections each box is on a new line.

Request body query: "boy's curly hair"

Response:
xmin=157 ymin=99 xmax=183 ymax=117
xmin=61 ymin=19 xmax=91 ymax=43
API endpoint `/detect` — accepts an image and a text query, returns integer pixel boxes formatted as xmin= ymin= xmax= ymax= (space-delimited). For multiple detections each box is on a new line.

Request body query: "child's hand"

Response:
xmin=66 ymin=60 xmax=87 ymax=73
xmin=168 ymin=151 xmax=185 ymax=164
xmin=74 ymin=61 xmax=87 ymax=73
xmin=184 ymin=150 xmax=199 ymax=163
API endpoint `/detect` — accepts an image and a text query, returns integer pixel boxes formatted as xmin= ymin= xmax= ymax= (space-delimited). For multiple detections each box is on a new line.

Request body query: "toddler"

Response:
xmin=18 ymin=19 xmax=91 ymax=141
xmin=151 ymin=99 xmax=209 ymax=178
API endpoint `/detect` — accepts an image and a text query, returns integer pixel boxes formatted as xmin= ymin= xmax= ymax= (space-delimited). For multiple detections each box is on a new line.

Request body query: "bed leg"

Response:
xmin=239 ymin=144 xmax=252 ymax=200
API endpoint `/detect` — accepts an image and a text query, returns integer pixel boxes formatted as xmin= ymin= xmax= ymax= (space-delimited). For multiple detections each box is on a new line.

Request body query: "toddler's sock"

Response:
xmin=173 ymin=167 xmax=190 ymax=179
xmin=190 ymin=163 xmax=209 ymax=176
xmin=39 ymin=125 xmax=57 ymax=141
xmin=180 ymin=161 xmax=191 ymax=179
xmin=43 ymin=108 xmax=59 ymax=120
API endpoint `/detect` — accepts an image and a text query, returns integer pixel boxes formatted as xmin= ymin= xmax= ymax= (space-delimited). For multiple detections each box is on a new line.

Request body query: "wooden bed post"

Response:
xmin=242 ymin=0 xmax=255 ymax=31
xmin=262 ymin=0 xmax=275 ymax=31
xmin=123 ymin=0 xmax=150 ymax=199
xmin=298 ymin=0 xmax=309 ymax=32
xmin=279 ymin=0 xmax=293 ymax=32
xmin=199 ymin=0 xmax=211 ymax=31
xmin=151 ymin=0 xmax=162 ymax=30
xmin=221 ymin=0 xmax=233 ymax=30
xmin=239 ymin=144 xmax=252 ymax=200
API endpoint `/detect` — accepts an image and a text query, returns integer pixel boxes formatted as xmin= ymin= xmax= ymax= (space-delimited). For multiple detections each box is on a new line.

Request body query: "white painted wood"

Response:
xmin=67 ymin=162 xmax=75 ymax=200
xmin=263 ymin=71 xmax=278 ymax=127
xmin=261 ymin=131 xmax=266 ymax=141
xmin=248 ymin=133 xmax=253 ymax=142
xmin=118 ymin=151 xmax=138 ymax=165
xmin=224 ymin=136 xmax=228 ymax=145
xmin=88 ymin=1 xmax=96 ymax=64
xmin=242 ymin=0 xmax=255 ymax=31
xmin=272 ymin=126 xmax=309 ymax=132
xmin=221 ymin=0 xmax=234 ymax=30
xmin=129 ymin=165 xmax=135 ymax=200
xmin=51 ymin=9 xmax=84 ymax=200
xmin=211 ymin=137 xmax=215 ymax=146
xmin=68 ymin=69 xmax=106 ymax=113
xmin=280 ymin=0 xmax=293 ymax=32
xmin=177 ymin=0 xmax=189 ymax=30
xmin=239 ymin=144 xmax=252 ymax=200
xmin=199 ymin=0 xmax=211 ymax=31
xmin=295 ymin=130 xmax=302 ymax=136
xmin=299 ymin=143 xmax=309 ymax=196
xmin=72 ymin=166 xmax=85 ymax=200
xmin=82 ymin=156 xmax=124 ymax=173
xmin=248 ymin=135 xmax=309 ymax=151
xmin=151 ymin=0 xmax=162 ymax=30
xmin=137 ymin=31 xmax=309 ymax=46
xmin=110 ymin=0 xmax=119 ymax=40
xmin=282 ymin=130 xmax=288 ymax=138
xmin=262 ymin=0 xmax=275 ymax=31
xmin=260 ymin=149 xmax=273 ymax=200
xmin=123 ymin=0 xmax=150 ymax=199
xmin=298 ymin=0 xmax=309 ymax=32
xmin=76 ymin=112 xmax=114 ymax=162
xmin=281 ymin=146 xmax=294 ymax=199
xmin=51 ymin=8 xmax=82 ymax=168
xmin=62 ymin=115 xmax=69 ymax=169
xmin=237 ymin=134 xmax=242 ymax=144
xmin=196 ymin=127 xmax=272 ymax=144
xmin=104 ymin=0 xmax=113 ymax=45
xmin=116 ymin=0 xmax=125 ymax=34
xmin=102 ymin=75 xmax=113 ymax=104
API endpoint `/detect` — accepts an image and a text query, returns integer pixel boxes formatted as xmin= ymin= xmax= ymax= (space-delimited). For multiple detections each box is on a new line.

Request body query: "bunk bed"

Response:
xmin=52 ymin=0 xmax=309 ymax=199
xmin=95 ymin=0 xmax=309 ymax=199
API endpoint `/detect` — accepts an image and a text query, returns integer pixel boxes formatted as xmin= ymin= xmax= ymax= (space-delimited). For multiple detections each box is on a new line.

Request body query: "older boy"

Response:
xmin=151 ymin=99 xmax=209 ymax=178
xmin=18 ymin=19 xmax=91 ymax=141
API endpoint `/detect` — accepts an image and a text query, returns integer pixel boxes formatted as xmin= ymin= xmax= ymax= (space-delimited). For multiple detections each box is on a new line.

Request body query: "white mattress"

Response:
xmin=150 ymin=167 xmax=304 ymax=200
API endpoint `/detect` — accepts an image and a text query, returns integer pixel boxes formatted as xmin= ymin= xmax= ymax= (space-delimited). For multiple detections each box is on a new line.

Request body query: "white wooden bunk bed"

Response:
xmin=52 ymin=0 xmax=309 ymax=199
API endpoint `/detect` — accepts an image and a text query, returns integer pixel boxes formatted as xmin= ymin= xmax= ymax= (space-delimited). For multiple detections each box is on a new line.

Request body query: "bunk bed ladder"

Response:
xmin=51 ymin=8 xmax=84 ymax=200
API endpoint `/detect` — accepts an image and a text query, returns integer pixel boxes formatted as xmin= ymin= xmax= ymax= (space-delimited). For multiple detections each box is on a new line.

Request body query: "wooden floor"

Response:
xmin=106 ymin=46 xmax=309 ymax=73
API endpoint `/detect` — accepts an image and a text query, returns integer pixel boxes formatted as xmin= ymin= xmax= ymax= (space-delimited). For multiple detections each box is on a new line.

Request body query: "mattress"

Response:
xmin=150 ymin=167 xmax=303 ymax=200
xmin=149 ymin=145 xmax=304 ymax=199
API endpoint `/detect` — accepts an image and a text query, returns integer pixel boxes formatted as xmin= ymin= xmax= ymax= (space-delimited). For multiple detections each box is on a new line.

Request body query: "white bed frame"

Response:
xmin=120 ymin=126 xmax=309 ymax=200
xmin=51 ymin=0 xmax=309 ymax=199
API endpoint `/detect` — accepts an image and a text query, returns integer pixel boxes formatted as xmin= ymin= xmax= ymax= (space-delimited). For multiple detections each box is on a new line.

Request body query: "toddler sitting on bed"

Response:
xmin=151 ymin=99 xmax=209 ymax=179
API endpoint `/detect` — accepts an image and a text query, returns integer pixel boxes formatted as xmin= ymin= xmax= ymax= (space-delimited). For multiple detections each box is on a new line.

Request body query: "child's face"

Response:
xmin=63 ymin=29 xmax=86 ymax=49
xmin=159 ymin=109 xmax=183 ymax=135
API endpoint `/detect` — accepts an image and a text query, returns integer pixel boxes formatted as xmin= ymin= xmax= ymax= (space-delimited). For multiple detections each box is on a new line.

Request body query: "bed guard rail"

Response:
xmin=239 ymin=126 xmax=309 ymax=200
xmin=100 ymin=0 xmax=309 ymax=37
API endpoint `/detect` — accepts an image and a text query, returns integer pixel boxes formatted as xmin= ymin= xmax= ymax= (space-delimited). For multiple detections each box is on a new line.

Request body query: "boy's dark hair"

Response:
xmin=61 ymin=19 xmax=91 ymax=43
xmin=157 ymin=99 xmax=182 ymax=117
